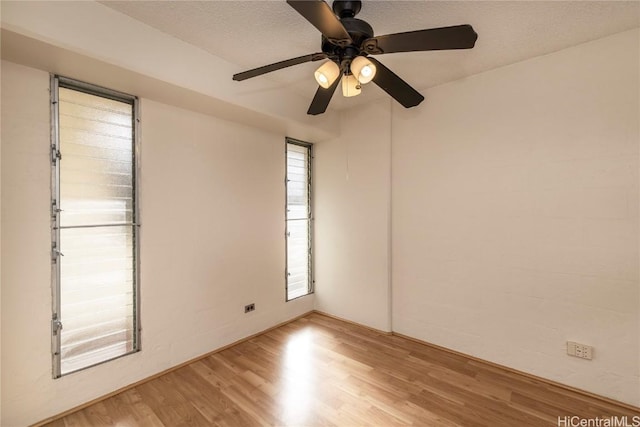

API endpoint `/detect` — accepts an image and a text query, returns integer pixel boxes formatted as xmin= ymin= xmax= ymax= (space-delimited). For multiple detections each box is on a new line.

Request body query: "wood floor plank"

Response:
xmin=222 ymin=387 xmax=271 ymax=426
xmin=166 ymin=367 xmax=233 ymax=423
xmin=135 ymin=376 xmax=211 ymax=426
xmin=44 ymin=312 xmax=639 ymax=427
xmin=399 ymin=400 xmax=463 ymax=427
xmin=103 ymin=390 xmax=165 ymax=427
xmin=60 ymin=410 xmax=96 ymax=427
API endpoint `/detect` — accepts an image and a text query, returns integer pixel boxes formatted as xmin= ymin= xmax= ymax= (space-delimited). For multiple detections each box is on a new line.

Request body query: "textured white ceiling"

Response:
xmin=101 ymin=0 xmax=639 ymax=111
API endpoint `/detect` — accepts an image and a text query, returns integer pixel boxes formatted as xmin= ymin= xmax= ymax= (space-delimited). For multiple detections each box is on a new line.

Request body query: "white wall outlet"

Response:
xmin=567 ymin=341 xmax=593 ymax=360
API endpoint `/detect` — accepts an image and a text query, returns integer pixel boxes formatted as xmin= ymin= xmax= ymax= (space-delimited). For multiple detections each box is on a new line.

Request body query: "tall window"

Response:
xmin=286 ymin=139 xmax=313 ymax=300
xmin=51 ymin=76 xmax=140 ymax=377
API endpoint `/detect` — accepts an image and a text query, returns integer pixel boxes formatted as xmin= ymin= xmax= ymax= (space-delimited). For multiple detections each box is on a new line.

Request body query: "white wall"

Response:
xmin=1 ymin=62 xmax=51 ymax=427
xmin=392 ymin=29 xmax=639 ymax=406
xmin=314 ymin=99 xmax=392 ymax=332
xmin=0 ymin=60 xmax=314 ymax=426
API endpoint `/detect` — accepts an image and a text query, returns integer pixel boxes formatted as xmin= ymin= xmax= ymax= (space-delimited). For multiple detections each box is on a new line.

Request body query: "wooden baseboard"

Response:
xmin=32 ymin=310 xmax=314 ymax=427
xmin=311 ymin=310 xmax=393 ymax=336
xmin=392 ymin=331 xmax=640 ymax=413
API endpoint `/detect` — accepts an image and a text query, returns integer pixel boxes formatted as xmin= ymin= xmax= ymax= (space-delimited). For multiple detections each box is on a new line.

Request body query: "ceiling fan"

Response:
xmin=232 ymin=0 xmax=478 ymax=115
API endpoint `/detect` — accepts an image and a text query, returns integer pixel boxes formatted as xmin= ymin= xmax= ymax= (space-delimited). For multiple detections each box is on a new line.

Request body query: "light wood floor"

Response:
xmin=45 ymin=313 xmax=639 ymax=426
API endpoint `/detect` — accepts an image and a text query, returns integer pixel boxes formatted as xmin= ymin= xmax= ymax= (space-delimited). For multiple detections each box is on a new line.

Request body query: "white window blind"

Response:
xmin=51 ymin=77 xmax=140 ymax=377
xmin=286 ymin=140 xmax=312 ymax=300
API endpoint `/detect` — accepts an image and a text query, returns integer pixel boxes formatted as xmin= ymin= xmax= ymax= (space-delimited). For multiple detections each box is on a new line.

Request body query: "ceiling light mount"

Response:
xmin=332 ymin=0 xmax=362 ymax=19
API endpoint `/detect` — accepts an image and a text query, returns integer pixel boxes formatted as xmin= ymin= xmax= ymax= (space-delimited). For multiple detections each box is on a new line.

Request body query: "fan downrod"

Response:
xmin=332 ymin=0 xmax=362 ymax=18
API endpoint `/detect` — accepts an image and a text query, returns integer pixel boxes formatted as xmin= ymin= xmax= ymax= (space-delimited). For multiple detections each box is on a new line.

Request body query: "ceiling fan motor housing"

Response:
xmin=340 ymin=18 xmax=374 ymax=47
xmin=322 ymin=1 xmax=374 ymax=68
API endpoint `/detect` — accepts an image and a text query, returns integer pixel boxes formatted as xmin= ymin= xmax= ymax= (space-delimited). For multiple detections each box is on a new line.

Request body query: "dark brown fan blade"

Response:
xmin=307 ymin=72 xmax=341 ymax=115
xmin=369 ymin=57 xmax=424 ymax=108
xmin=233 ymin=53 xmax=327 ymax=81
xmin=362 ymin=24 xmax=477 ymax=55
xmin=287 ymin=0 xmax=352 ymax=46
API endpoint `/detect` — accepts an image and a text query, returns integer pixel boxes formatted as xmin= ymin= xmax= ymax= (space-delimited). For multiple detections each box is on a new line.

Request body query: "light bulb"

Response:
xmin=341 ymin=74 xmax=361 ymax=97
xmin=350 ymin=56 xmax=377 ymax=84
xmin=314 ymin=61 xmax=340 ymax=89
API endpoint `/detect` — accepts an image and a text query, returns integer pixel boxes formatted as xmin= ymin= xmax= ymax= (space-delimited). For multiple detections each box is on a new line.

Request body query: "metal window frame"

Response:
xmin=50 ymin=75 xmax=141 ymax=378
xmin=285 ymin=137 xmax=314 ymax=301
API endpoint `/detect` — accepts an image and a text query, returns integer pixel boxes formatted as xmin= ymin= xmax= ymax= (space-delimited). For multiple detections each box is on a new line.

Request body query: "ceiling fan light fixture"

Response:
xmin=350 ymin=56 xmax=377 ymax=84
xmin=341 ymin=74 xmax=361 ymax=97
xmin=314 ymin=60 xmax=340 ymax=89
xmin=234 ymin=1 xmax=477 ymax=114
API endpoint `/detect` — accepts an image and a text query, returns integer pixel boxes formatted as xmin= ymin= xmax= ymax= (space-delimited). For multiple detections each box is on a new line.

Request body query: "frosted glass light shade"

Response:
xmin=314 ymin=61 xmax=340 ymax=89
xmin=341 ymin=74 xmax=361 ymax=97
xmin=350 ymin=56 xmax=376 ymax=84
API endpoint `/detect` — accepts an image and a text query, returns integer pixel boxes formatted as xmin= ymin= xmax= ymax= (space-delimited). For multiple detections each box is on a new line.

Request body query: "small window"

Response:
xmin=50 ymin=76 xmax=140 ymax=377
xmin=285 ymin=139 xmax=313 ymax=300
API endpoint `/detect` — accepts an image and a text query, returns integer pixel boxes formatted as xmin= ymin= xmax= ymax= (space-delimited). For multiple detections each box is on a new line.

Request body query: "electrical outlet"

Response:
xmin=567 ymin=341 xmax=593 ymax=360
xmin=244 ymin=303 xmax=255 ymax=313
